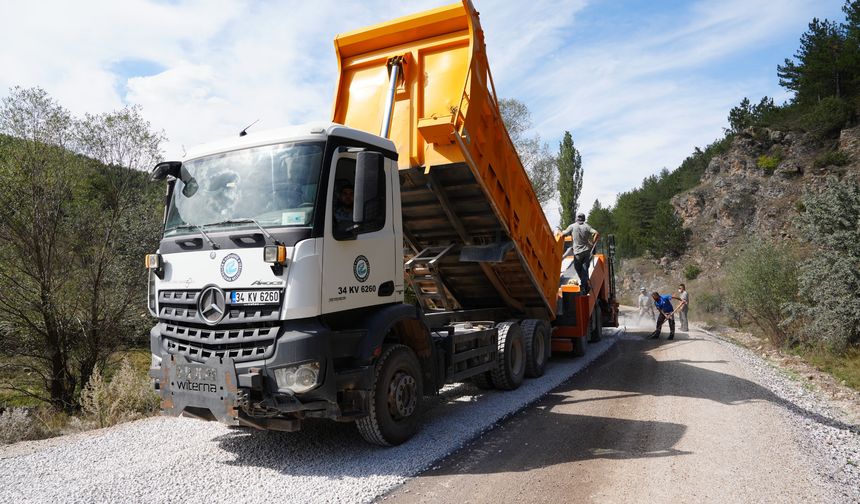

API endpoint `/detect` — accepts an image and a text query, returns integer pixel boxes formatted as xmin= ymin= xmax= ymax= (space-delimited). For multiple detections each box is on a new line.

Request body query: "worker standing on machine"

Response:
xmin=562 ymin=212 xmax=599 ymax=295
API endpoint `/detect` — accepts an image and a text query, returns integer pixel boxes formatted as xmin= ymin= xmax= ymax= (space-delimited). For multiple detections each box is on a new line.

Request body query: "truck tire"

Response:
xmin=472 ymin=372 xmax=494 ymax=390
xmin=522 ymin=319 xmax=549 ymax=378
xmin=589 ymin=304 xmax=603 ymax=343
xmin=572 ymin=336 xmax=586 ymax=357
xmin=357 ymin=344 xmax=423 ymax=446
xmin=490 ymin=322 xmax=525 ymax=390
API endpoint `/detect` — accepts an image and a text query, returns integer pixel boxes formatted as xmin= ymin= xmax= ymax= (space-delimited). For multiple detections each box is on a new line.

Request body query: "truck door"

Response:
xmin=321 ymin=150 xmax=397 ymax=313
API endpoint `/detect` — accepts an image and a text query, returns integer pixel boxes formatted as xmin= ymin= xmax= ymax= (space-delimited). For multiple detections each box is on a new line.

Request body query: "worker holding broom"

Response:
xmin=648 ymin=291 xmax=687 ymax=340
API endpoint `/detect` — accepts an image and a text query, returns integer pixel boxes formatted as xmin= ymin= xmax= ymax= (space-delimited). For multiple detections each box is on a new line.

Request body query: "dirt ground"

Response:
xmin=379 ymin=317 xmax=835 ymax=503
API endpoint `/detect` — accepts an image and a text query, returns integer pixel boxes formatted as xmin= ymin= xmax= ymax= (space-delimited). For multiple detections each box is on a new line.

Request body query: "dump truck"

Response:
xmin=145 ymin=0 xmax=616 ymax=446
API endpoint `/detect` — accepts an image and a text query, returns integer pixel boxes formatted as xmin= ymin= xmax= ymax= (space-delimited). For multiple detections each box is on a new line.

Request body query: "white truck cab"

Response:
xmin=147 ymin=123 xmax=425 ymax=440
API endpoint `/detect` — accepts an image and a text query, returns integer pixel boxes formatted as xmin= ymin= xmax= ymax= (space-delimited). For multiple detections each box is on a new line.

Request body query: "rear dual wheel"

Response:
xmin=490 ymin=322 xmax=526 ymax=390
xmin=522 ymin=319 xmax=550 ymax=378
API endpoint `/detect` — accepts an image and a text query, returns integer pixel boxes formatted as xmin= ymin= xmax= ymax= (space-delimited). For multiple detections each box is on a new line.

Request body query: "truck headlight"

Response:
xmin=274 ymin=361 xmax=321 ymax=394
xmin=263 ymin=245 xmax=287 ymax=264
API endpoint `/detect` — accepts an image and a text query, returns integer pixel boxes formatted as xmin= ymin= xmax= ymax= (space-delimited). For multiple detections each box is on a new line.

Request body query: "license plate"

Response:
xmin=174 ymin=364 xmax=218 ymax=394
xmin=229 ymin=289 xmax=280 ymax=305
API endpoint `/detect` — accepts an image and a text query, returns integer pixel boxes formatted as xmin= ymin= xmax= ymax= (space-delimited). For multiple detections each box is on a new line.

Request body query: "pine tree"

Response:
xmin=778 ymin=17 xmax=852 ymax=103
xmin=557 ymin=131 xmax=582 ymax=228
xmin=587 ymin=199 xmax=614 ymax=237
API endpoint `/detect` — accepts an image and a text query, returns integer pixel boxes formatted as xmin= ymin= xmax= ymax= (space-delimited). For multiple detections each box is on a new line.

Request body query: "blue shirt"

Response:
xmin=654 ymin=294 xmax=673 ymax=313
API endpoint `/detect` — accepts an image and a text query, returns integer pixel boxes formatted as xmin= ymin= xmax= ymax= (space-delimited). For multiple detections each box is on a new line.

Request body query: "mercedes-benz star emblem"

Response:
xmin=198 ymin=286 xmax=226 ymax=325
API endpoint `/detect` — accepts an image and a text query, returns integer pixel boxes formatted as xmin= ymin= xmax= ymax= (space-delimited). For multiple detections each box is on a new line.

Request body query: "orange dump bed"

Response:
xmin=332 ymin=1 xmax=562 ymax=318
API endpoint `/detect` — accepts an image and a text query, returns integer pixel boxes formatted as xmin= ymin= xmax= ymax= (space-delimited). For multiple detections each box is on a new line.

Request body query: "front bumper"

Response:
xmin=152 ymin=353 xmax=245 ymax=425
xmin=149 ymin=319 xmax=373 ymax=428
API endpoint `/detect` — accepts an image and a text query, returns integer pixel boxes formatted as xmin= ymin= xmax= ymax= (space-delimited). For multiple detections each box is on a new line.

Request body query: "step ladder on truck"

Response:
xmin=145 ymin=0 xmax=614 ymax=447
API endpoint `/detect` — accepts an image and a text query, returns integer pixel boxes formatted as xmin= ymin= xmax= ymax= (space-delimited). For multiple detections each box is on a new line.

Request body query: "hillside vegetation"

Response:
xmin=609 ymin=1 xmax=860 ymax=381
xmin=591 ymin=0 xmax=860 ymax=262
xmin=0 ymin=87 xmax=164 ymax=437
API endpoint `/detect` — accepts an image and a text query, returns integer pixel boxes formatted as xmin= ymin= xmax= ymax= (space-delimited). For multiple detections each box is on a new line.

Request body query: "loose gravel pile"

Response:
xmin=699 ymin=327 xmax=860 ymax=503
xmin=0 ymin=338 xmax=617 ymax=504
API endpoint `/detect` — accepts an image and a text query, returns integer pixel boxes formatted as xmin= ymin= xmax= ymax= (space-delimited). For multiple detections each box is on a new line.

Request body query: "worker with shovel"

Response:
xmin=648 ymin=291 xmax=687 ymax=340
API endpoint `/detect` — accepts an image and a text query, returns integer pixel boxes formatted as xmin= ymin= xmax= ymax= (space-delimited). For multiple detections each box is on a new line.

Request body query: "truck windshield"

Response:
xmin=164 ymin=141 xmax=324 ymax=237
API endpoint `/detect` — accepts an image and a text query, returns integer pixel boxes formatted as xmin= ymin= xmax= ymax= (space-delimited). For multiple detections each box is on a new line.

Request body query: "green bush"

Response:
xmin=696 ymin=291 xmax=723 ymax=314
xmin=757 ymin=155 xmax=780 ymax=172
xmin=813 ymin=149 xmax=852 ymax=168
xmin=799 ymin=97 xmax=853 ymax=139
xmin=726 ymin=240 xmax=799 ymax=345
xmin=683 ymin=264 xmax=702 ymax=280
xmin=786 ymin=177 xmax=860 ymax=351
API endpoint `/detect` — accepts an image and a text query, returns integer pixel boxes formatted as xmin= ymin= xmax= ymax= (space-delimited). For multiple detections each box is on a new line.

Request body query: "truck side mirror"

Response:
xmin=151 ymin=161 xmax=183 ymax=181
xmin=353 ymin=152 xmax=382 ymax=224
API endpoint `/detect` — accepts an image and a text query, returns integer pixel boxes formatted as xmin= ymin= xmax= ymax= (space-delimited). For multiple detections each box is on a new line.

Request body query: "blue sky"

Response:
xmin=0 ymin=0 xmax=847 ymax=227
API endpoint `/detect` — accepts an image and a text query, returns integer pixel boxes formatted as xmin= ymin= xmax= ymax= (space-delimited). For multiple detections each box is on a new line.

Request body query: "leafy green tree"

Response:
xmin=557 ymin=131 xmax=582 ymax=228
xmin=786 ymin=176 xmax=860 ymax=351
xmin=726 ymin=240 xmax=799 ymax=345
xmin=0 ymin=87 xmax=164 ymax=410
xmin=498 ymin=98 xmax=557 ymax=205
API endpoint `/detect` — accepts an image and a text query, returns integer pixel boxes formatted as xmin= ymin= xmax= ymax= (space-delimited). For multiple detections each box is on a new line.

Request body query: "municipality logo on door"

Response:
xmin=220 ymin=253 xmax=242 ymax=282
xmin=353 ymin=255 xmax=370 ymax=282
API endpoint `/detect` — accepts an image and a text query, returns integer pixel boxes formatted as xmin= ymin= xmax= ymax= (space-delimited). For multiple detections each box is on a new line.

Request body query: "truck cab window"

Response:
xmin=332 ymin=156 xmax=385 ymax=239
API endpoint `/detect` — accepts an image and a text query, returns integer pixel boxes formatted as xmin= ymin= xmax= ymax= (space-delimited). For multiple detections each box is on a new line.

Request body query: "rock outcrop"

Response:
xmin=671 ymin=126 xmax=859 ymax=277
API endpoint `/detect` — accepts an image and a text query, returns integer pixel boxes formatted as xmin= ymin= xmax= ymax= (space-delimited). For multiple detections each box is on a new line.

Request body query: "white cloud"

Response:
xmin=0 ymin=0 xmax=839 ymax=230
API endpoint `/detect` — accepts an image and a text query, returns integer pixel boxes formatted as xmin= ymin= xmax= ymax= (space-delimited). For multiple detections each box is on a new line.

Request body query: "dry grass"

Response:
xmin=0 ymin=349 xmax=158 ymax=445
xmin=80 ymin=357 xmax=159 ymax=429
xmin=801 ymin=348 xmax=860 ymax=392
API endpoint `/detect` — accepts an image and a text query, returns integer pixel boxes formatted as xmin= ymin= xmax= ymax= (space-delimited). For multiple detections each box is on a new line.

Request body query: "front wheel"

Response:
xmin=357 ymin=344 xmax=423 ymax=446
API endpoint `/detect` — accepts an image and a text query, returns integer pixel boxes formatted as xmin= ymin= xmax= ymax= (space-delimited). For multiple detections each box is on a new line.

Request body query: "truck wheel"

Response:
xmin=589 ymin=305 xmax=603 ymax=343
xmin=357 ymin=344 xmax=423 ymax=446
xmin=522 ymin=319 xmax=549 ymax=378
xmin=472 ymin=372 xmax=494 ymax=390
xmin=572 ymin=336 xmax=586 ymax=357
xmin=490 ymin=322 xmax=525 ymax=390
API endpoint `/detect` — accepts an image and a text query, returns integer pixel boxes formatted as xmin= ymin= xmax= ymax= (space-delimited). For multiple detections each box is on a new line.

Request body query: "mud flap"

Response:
xmin=157 ymin=354 xmax=245 ymax=425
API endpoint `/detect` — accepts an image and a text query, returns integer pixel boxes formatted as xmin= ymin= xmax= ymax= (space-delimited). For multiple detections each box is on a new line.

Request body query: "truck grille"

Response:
xmin=157 ymin=289 xmax=282 ymax=363
xmin=157 ymin=290 xmax=281 ymax=324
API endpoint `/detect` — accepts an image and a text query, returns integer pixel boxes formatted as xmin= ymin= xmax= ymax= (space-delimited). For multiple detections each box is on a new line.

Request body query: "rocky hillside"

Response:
xmin=616 ymin=126 xmax=860 ymax=298
xmin=676 ymin=126 xmax=860 ymax=254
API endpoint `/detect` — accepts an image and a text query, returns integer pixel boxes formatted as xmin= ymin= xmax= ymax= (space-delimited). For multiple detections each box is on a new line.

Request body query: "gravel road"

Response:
xmin=381 ymin=312 xmax=859 ymax=503
xmin=0 ymin=337 xmax=618 ymax=504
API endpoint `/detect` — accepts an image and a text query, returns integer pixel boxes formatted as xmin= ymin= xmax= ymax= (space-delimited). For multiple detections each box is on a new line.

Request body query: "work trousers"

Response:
xmin=638 ymin=307 xmax=656 ymax=324
xmin=573 ymin=251 xmax=590 ymax=293
xmin=678 ymin=306 xmax=689 ymax=331
xmin=652 ymin=312 xmax=675 ymax=338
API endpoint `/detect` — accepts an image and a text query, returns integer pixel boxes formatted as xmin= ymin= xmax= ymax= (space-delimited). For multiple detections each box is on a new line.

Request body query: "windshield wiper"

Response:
xmin=201 ymin=218 xmax=276 ymax=244
xmin=168 ymin=224 xmax=220 ymax=250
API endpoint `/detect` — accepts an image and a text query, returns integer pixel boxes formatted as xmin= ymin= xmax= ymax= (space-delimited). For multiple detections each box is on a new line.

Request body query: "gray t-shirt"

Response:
xmin=680 ymin=290 xmax=689 ymax=307
xmin=563 ymin=222 xmax=596 ymax=254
